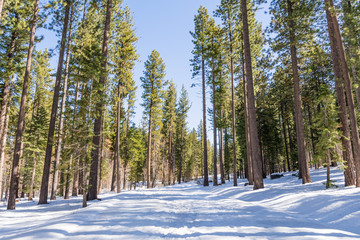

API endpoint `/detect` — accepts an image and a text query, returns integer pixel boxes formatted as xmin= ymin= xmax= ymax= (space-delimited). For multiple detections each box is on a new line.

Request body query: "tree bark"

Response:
xmin=202 ymin=53 xmax=209 ymax=187
xmin=7 ymin=0 xmax=39 ymax=210
xmin=39 ymin=0 xmax=71 ymax=204
xmin=241 ymin=0 xmax=264 ymax=190
xmin=88 ymin=0 xmax=112 ymax=200
xmin=286 ymin=0 xmax=311 ymax=184
xmin=325 ymin=0 xmax=356 ymax=186
xmin=242 ymin=47 xmax=253 ymax=185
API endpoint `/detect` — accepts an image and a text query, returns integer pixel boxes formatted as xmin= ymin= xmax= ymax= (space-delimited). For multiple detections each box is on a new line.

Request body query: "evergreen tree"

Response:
xmin=162 ymin=81 xmax=176 ymax=185
xmin=175 ymin=85 xmax=190 ymax=184
xmin=141 ymin=50 xmax=166 ymax=189
xmin=7 ymin=0 xmax=39 ymax=210
xmin=191 ymin=6 xmax=211 ymax=187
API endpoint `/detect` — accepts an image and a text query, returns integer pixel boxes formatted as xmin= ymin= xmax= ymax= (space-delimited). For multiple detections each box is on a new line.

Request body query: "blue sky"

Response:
xmin=38 ymin=0 xmax=271 ymax=133
xmin=123 ymin=0 xmax=220 ymax=131
xmin=123 ymin=0 xmax=271 ymax=132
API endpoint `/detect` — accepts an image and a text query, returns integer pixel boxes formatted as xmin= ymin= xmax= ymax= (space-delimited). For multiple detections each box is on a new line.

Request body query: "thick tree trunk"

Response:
xmin=88 ymin=0 xmax=112 ymax=200
xmin=50 ymin=6 xmax=73 ymax=200
xmin=241 ymin=0 xmax=264 ymax=190
xmin=242 ymin=50 xmax=253 ymax=185
xmin=7 ymin=0 xmax=39 ymax=210
xmin=286 ymin=0 xmax=311 ymax=184
xmin=39 ymin=0 xmax=71 ymax=204
xmin=325 ymin=0 xmax=356 ymax=186
xmin=201 ymin=54 xmax=209 ymax=187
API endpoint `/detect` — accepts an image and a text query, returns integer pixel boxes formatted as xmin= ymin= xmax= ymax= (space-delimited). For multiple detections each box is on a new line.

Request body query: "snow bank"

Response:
xmin=1 ymin=167 xmax=359 ymax=239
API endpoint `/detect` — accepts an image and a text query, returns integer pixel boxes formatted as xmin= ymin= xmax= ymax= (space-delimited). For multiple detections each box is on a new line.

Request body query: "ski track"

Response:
xmin=1 ymin=168 xmax=360 ymax=239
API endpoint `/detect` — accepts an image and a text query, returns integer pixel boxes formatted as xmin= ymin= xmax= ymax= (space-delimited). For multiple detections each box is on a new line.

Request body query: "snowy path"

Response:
xmin=1 ymin=168 xmax=360 ymax=239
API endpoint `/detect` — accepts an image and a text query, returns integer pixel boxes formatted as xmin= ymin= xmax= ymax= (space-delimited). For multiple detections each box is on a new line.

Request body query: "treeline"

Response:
xmin=0 ymin=0 xmax=207 ymax=210
xmin=192 ymin=0 xmax=360 ymax=191
xmin=1 ymin=0 xmax=360 ymax=210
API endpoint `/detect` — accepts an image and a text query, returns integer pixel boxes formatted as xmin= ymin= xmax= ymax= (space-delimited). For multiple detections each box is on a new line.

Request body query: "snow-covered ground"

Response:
xmin=1 ymin=167 xmax=360 ymax=239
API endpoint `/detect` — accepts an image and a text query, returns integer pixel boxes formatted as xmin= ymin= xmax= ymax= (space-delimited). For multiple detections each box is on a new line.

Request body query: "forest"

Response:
xmin=0 ymin=0 xmax=360 ymax=215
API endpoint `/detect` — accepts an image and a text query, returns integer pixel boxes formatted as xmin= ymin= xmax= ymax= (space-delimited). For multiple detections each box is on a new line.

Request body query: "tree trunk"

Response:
xmin=326 ymin=149 xmax=331 ymax=189
xmin=64 ymin=154 xmax=72 ymax=199
xmin=7 ymin=0 xmax=39 ymax=210
xmin=211 ymin=40 xmax=218 ymax=187
xmin=28 ymin=154 xmax=37 ymax=201
xmin=202 ymin=53 xmax=209 ymax=187
xmin=287 ymin=0 xmax=311 ymax=184
xmin=72 ymin=82 xmax=80 ymax=196
xmin=241 ymin=0 xmax=264 ymax=190
xmin=39 ymin=0 xmax=71 ymax=204
xmin=147 ymin=111 xmax=152 ymax=189
xmin=168 ymin=129 xmax=173 ymax=185
xmin=178 ymin=128 xmax=184 ymax=184
xmin=88 ymin=0 xmax=112 ymax=200
xmin=0 ymin=106 xmax=9 ymax=200
xmin=50 ymin=5 xmax=73 ymax=200
xmin=325 ymin=0 xmax=356 ymax=186
xmin=115 ymin=81 xmax=121 ymax=193
xmin=0 ymin=31 xmax=17 ymax=196
xmin=280 ymin=105 xmax=291 ymax=172
xmin=242 ymin=48 xmax=253 ymax=185
xmin=219 ymin=109 xmax=225 ymax=184
xmin=82 ymin=156 xmax=87 ymax=208
xmin=228 ymin=18 xmax=237 ymax=187
xmin=111 ymin=152 xmax=116 ymax=191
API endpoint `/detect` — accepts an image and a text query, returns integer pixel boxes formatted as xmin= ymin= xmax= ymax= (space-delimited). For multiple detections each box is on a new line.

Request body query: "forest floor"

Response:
xmin=1 ymin=167 xmax=360 ymax=239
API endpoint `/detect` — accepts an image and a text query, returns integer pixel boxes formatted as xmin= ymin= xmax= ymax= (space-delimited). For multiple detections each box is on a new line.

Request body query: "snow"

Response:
xmin=1 ymin=167 xmax=360 ymax=239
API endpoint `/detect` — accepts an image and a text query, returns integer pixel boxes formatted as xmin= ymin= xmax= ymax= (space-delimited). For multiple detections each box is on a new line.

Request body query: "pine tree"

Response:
xmin=176 ymin=85 xmax=190 ymax=184
xmin=324 ymin=0 xmax=360 ymax=187
xmin=88 ymin=0 xmax=113 ymax=201
xmin=7 ymin=0 xmax=39 ymax=210
xmin=110 ymin=3 xmax=138 ymax=193
xmin=191 ymin=6 xmax=211 ymax=187
xmin=162 ymin=81 xmax=176 ymax=185
xmin=39 ymin=0 xmax=72 ymax=204
xmin=141 ymin=50 xmax=166 ymax=189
